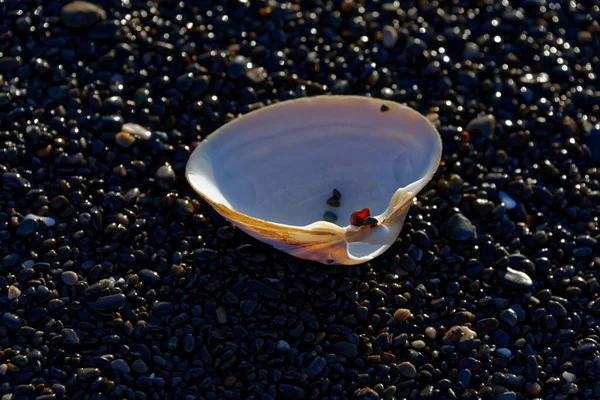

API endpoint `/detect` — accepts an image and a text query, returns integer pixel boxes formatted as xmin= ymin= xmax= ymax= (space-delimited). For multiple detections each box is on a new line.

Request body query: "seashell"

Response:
xmin=186 ymin=96 xmax=442 ymax=265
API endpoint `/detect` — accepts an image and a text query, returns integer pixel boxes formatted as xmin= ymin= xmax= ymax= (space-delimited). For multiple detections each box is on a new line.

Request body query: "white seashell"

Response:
xmin=186 ymin=96 xmax=442 ymax=265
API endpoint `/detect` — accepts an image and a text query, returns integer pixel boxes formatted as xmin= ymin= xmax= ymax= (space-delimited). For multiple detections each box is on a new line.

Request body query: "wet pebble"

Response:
xmin=398 ymin=362 xmax=417 ymax=378
xmin=88 ymin=293 xmax=126 ymax=311
xmin=61 ymin=328 xmax=80 ymax=346
xmin=445 ymin=213 xmax=476 ymax=241
xmin=279 ymin=384 xmax=305 ymax=399
xmin=61 ymin=1 xmax=106 ymax=28
xmin=155 ymin=164 xmax=176 ymax=189
xmin=2 ymin=313 xmax=23 ymax=330
xmin=16 ymin=219 xmax=38 ymax=237
xmin=61 ymin=271 xmax=78 ymax=286
xmin=498 ymin=267 xmax=533 ymax=290
xmin=381 ymin=26 xmax=398 ymax=48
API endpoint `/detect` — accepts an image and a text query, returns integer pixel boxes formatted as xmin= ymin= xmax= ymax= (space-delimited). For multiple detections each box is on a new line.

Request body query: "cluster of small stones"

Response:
xmin=1 ymin=1 xmax=600 ymax=400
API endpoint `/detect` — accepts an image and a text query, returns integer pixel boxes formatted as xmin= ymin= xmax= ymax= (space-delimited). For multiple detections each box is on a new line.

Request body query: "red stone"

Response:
xmin=350 ymin=207 xmax=371 ymax=226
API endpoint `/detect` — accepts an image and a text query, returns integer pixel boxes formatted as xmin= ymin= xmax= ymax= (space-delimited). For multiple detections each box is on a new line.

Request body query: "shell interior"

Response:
xmin=187 ymin=96 xmax=441 ymax=261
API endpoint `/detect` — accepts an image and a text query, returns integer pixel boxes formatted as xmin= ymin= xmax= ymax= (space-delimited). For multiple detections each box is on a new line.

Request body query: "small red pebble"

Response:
xmin=350 ymin=207 xmax=371 ymax=226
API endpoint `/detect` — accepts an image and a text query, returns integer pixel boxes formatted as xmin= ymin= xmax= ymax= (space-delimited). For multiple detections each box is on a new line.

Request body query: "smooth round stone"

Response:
xmin=500 ymin=309 xmax=518 ymax=327
xmin=279 ymin=384 xmax=305 ymax=399
xmin=61 ymin=1 xmax=106 ymax=28
xmin=139 ymin=269 xmax=161 ymax=284
xmin=462 ymin=42 xmax=480 ymax=60
xmin=381 ymin=25 xmax=398 ymax=48
xmin=445 ymin=213 xmax=476 ymax=241
xmin=78 ymin=368 xmax=101 ymax=380
xmin=497 ymin=392 xmax=516 ymax=400
xmin=16 ymin=219 xmax=38 ymax=237
xmin=155 ymin=164 xmax=176 ymax=189
xmin=8 ymin=285 xmax=21 ymax=299
xmin=276 ymin=340 xmax=291 ymax=353
xmin=111 ymin=359 xmax=130 ymax=374
xmin=412 ymin=340 xmax=426 ymax=350
xmin=61 ymin=328 xmax=80 ymax=345
xmin=303 ymin=356 xmax=326 ymax=377
xmin=425 ymin=327 xmax=437 ymax=339
xmin=61 ymin=271 xmax=78 ymax=286
xmin=458 ymin=369 xmax=471 ymax=387
xmin=398 ymin=361 xmax=417 ymax=378
xmin=496 ymin=348 xmax=512 ymax=358
xmin=498 ymin=267 xmax=533 ymax=290
xmin=524 ymin=382 xmax=541 ymax=397
xmin=465 ymin=114 xmax=496 ymax=138
xmin=131 ymin=359 xmax=148 ymax=373
xmin=90 ymin=20 xmax=119 ymax=39
xmin=135 ymin=88 xmax=150 ymax=105
xmin=3 ymin=313 xmax=23 ymax=330
xmin=332 ymin=341 xmax=358 ymax=358
xmin=227 ymin=56 xmax=248 ymax=80
xmin=562 ymin=371 xmax=576 ymax=382
xmin=122 ymin=123 xmax=151 ymax=140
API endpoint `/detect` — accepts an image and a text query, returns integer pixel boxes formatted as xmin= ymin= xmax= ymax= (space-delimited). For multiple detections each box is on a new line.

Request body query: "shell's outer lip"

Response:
xmin=185 ymin=95 xmax=443 ymax=263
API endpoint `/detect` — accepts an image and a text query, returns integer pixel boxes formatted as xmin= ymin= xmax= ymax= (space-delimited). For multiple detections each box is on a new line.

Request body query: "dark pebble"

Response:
xmin=3 ymin=312 xmax=24 ymax=330
xmin=333 ymin=341 xmax=358 ymax=358
xmin=445 ymin=213 xmax=476 ymax=241
xmin=78 ymin=368 xmax=101 ymax=380
xmin=248 ymin=279 xmax=281 ymax=299
xmin=303 ymin=356 xmax=326 ymax=377
xmin=323 ymin=211 xmax=338 ymax=223
xmin=111 ymin=359 xmax=130 ymax=374
xmin=61 ymin=271 xmax=78 ymax=286
xmin=131 ymin=359 xmax=148 ymax=373
xmin=88 ymin=293 xmax=126 ymax=311
xmin=16 ymin=219 xmax=38 ymax=237
xmin=0 ymin=56 xmax=22 ymax=73
xmin=398 ymin=362 xmax=417 ymax=378
xmin=139 ymin=269 xmax=161 ymax=284
xmin=497 ymin=392 xmax=516 ymax=400
xmin=279 ymin=384 xmax=305 ymax=399
xmin=155 ymin=164 xmax=176 ymax=189
xmin=61 ymin=328 xmax=80 ymax=346
xmin=61 ymin=1 xmax=106 ymax=28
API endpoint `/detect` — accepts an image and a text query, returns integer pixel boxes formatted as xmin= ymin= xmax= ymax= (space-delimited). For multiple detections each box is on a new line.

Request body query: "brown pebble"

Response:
xmin=392 ymin=308 xmax=411 ymax=324
xmin=460 ymin=131 xmax=470 ymax=143
xmin=442 ymin=325 xmax=476 ymax=345
xmin=116 ymin=131 xmax=135 ymax=148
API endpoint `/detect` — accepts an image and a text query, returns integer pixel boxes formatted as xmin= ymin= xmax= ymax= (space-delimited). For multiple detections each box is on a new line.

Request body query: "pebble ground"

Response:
xmin=1 ymin=0 xmax=600 ymax=399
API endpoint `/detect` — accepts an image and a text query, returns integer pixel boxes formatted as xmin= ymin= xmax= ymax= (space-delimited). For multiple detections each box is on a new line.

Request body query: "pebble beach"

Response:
xmin=1 ymin=1 xmax=600 ymax=399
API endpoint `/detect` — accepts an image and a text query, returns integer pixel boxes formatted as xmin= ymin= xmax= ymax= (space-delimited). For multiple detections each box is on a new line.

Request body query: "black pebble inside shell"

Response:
xmin=1 ymin=1 xmax=600 ymax=399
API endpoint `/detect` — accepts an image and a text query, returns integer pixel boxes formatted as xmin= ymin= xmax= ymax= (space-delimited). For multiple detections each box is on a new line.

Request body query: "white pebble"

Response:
xmin=499 ymin=191 xmax=516 ymax=210
xmin=23 ymin=260 xmax=35 ymax=268
xmin=0 ymin=364 xmax=7 ymax=375
xmin=562 ymin=371 xmax=576 ymax=382
xmin=122 ymin=123 xmax=152 ymax=140
xmin=24 ymin=213 xmax=56 ymax=227
xmin=8 ymin=285 xmax=21 ymax=300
